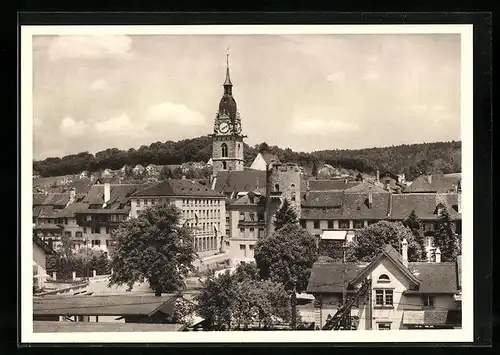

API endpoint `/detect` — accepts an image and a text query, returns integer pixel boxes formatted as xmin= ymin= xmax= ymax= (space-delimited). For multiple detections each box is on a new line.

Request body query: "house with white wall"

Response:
xmin=249 ymin=152 xmax=280 ymax=171
xmin=33 ymin=236 xmax=55 ymax=289
xmin=307 ymin=241 xmax=461 ymax=330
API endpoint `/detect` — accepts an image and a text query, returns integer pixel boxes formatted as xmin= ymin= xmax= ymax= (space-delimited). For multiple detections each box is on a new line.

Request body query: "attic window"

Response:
xmin=377 ymin=274 xmax=390 ymax=283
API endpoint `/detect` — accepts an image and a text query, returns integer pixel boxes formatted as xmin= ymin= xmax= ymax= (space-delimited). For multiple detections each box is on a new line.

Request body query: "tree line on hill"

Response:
xmin=33 ymin=137 xmax=461 ymax=181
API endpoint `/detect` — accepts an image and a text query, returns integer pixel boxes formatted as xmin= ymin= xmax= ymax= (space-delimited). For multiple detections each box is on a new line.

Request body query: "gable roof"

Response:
xmin=229 ymin=192 xmax=267 ymax=207
xmin=307 ymin=246 xmax=460 ymax=295
xmin=349 ymin=245 xmax=421 ymax=287
xmin=213 ymin=170 xmax=266 ymax=194
xmin=406 ymin=174 xmax=461 ymax=193
xmin=33 ymin=193 xmax=70 ymax=206
xmin=132 ymin=179 xmax=224 ymax=198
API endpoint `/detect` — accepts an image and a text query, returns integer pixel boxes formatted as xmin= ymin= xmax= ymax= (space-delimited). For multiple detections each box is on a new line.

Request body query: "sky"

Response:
xmin=32 ymin=33 xmax=461 ymax=160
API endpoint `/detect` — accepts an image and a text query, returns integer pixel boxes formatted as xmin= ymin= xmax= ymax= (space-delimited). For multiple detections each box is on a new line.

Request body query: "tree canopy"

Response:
xmin=34 ymin=136 xmax=461 ymax=181
xmin=433 ymin=206 xmax=460 ymax=262
xmin=273 ymin=198 xmax=299 ymax=231
xmin=108 ymin=203 xmax=196 ymax=295
xmin=403 ymin=210 xmax=427 ymax=260
xmin=254 ymin=223 xmax=318 ymax=292
xmin=346 ymin=221 xmax=422 ymax=262
xmin=195 ymin=267 xmax=294 ymax=330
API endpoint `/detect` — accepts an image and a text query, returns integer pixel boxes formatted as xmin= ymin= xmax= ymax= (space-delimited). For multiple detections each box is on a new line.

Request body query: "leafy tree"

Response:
xmin=196 ymin=271 xmax=237 ymax=330
xmin=172 ymin=297 xmax=197 ymax=326
xmin=254 ymin=223 xmax=318 ymax=292
xmin=108 ymin=203 xmax=196 ymax=296
xmin=311 ymin=161 xmax=318 ymax=177
xmin=232 ymin=262 xmax=260 ymax=282
xmin=159 ymin=166 xmax=174 ymax=180
xmin=403 ymin=210 xmax=427 ymax=260
xmin=258 ymin=142 xmax=270 ymax=153
xmin=434 ymin=207 xmax=460 ymax=261
xmin=273 ymin=198 xmax=298 ymax=231
xmin=346 ymin=221 xmax=422 ymax=262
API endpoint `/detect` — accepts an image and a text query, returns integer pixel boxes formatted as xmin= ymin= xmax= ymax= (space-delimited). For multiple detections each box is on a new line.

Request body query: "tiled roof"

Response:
xmin=406 ymin=174 xmax=461 ymax=193
xmin=230 ymin=193 xmax=267 ymax=207
xmin=33 ymin=321 xmax=186 ymax=333
xmin=213 ymin=170 xmax=267 ymax=194
xmin=306 ymin=263 xmax=367 ymax=293
xmin=406 ymin=262 xmax=459 ymax=294
xmin=37 ymin=206 xmax=59 ymax=219
xmin=307 ymin=247 xmax=460 ymax=295
xmin=402 ymin=310 xmax=461 ymax=326
xmin=33 ymin=193 xmax=70 ymax=206
xmin=390 ymin=193 xmax=460 ymax=220
xmin=133 ymin=179 xmax=224 ymax=198
xmin=300 ymin=192 xmax=390 ymax=220
xmin=33 ymin=294 xmax=177 ymax=316
xmin=56 ymin=202 xmax=90 ymax=218
xmin=260 ymin=152 xmax=280 ymax=165
xmin=33 ymin=223 xmax=63 ymax=230
xmin=302 ymin=191 xmax=345 ymax=207
xmin=344 ymin=181 xmax=389 ymax=194
xmin=83 ymin=184 xmax=142 ymax=207
xmin=307 ymin=179 xmax=360 ymax=191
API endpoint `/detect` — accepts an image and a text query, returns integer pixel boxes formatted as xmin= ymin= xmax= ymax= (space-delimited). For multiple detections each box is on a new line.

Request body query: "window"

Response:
xmin=222 ymin=161 xmax=227 ymax=170
xmin=354 ymin=220 xmax=364 ymax=229
xmin=240 ymin=228 xmax=245 ymax=237
xmin=83 ymin=227 xmax=87 ymax=234
xmin=424 ymin=223 xmax=435 ymax=232
xmin=105 ymin=239 xmax=110 ymax=247
xmin=249 ymin=228 xmax=255 ymax=237
xmin=249 ymin=245 xmax=255 ymax=250
xmin=375 ymin=289 xmax=394 ymax=307
xmin=426 ymin=236 xmax=434 ymax=247
xmin=240 ymin=244 xmax=247 ymax=257
xmin=291 ymin=195 xmax=296 ymax=202
xmin=422 ymin=296 xmax=434 ymax=308
xmin=64 ymin=218 xmax=68 ymax=225
xmin=274 ymin=184 xmax=280 ymax=192
xmin=91 ymin=240 xmax=101 ymax=247
xmin=377 ymin=274 xmax=390 ymax=283
xmin=239 ymin=212 xmax=245 ymax=221
xmin=64 ymin=231 xmax=71 ymax=238
xmin=291 ymin=183 xmax=295 ymax=188
xmin=221 ymin=143 xmax=228 ymax=157
xmin=327 ymin=220 xmax=334 ymax=229
xmin=339 ymin=220 xmax=350 ymax=229
xmin=91 ymin=226 xmax=101 ymax=234
xmin=300 ymin=220 xmax=306 ymax=228
xmin=138 ymin=199 xmax=142 ymax=207
xmin=249 ymin=213 xmax=255 ymax=221
xmin=75 ymin=231 xmax=83 ymax=239
xmin=378 ymin=323 xmax=391 ymax=330
xmin=86 ymin=215 xmax=92 ymax=221
xmin=313 ymin=220 xmax=320 ymax=229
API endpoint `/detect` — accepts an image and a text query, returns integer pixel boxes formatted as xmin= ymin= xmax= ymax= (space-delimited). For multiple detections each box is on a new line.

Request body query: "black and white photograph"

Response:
xmin=21 ymin=24 xmax=474 ymax=343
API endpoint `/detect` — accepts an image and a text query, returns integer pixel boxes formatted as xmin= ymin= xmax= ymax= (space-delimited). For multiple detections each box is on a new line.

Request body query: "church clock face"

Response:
xmin=218 ymin=122 xmax=230 ymax=133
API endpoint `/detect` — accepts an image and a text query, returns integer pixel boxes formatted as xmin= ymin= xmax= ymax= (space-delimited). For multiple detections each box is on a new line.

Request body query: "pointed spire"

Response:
xmin=224 ymin=52 xmax=232 ymax=86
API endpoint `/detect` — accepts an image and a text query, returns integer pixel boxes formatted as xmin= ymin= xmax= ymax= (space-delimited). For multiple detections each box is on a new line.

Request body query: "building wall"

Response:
xmin=249 ymin=153 xmax=267 ymax=171
xmin=212 ymin=135 xmax=245 ymax=174
xmin=33 ymin=242 xmax=47 ymax=278
xmin=228 ymin=205 xmax=265 ymax=264
xmin=265 ymin=163 xmax=301 ymax=235
xmin=130 ymin=196 xmax=227 ymax=259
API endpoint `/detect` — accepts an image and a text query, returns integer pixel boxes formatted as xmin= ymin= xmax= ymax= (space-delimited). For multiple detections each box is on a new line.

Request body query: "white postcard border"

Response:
xmin=21 ymin=24 xmax=474 ymax=343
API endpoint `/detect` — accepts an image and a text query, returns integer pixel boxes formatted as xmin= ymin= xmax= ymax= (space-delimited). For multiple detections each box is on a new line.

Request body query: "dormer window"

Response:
xmin=274 ymin=184 xmax=280 ymax=192
xmin=377 ymin=274 xmax=390 ymax=283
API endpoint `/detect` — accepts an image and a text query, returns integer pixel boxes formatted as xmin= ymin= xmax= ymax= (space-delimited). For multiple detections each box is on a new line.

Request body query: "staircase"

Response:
xmin=322 ymin=278 xmax=370 ymax=331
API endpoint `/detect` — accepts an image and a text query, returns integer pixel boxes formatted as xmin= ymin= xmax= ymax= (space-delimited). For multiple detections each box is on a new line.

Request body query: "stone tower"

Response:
xmin=211 ymin=54 xmax=246 ymax=175
xmin=265 ymin=162 xmax=302 ymax=236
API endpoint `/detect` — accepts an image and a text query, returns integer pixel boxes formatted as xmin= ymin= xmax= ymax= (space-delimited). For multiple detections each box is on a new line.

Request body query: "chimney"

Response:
xmin=368 ymin=193 xmax=373 ymax=208
xmin=401 ymin=238 xmax=408 ymax=267
xmin=427 ymin=175 xmax=432 ymax=184
xmin=435 ymin=247 xmax=441 ymax=263
xmin=376 ymin=170 xmax=380 ymax=182
xmin=104 ymin=183 xmax=111 ymax=203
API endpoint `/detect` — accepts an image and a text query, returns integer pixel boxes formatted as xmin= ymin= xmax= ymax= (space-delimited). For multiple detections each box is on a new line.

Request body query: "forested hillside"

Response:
xmin=33 ymin=137 xmax=461 ymax=181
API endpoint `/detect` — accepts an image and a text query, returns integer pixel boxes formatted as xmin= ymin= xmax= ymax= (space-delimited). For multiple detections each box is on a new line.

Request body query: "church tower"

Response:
xmin=211 ymin=54 xmax=246 ymax=175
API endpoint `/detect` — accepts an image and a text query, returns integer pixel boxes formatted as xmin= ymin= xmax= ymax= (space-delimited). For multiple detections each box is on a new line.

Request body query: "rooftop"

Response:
xmin=33 ymin=321 xmax=186 ymax=333
xmin=133 ymin=179 xmax=224 ymax=198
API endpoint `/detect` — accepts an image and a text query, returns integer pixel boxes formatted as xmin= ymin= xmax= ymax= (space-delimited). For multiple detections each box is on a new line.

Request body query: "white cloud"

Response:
xmin=90 ymin=79 xmax=109 ymax=91
xmin=363 ymin=70 xmax=380 ymax=81
xmin=59 ymin=117 xmax=87 ymax=137
xmin=291 ymin=119 xmax=359 ymax=136
xmin=47 ymin=35 xmax=133 ymax=62
xmin=326 ymin=71 xmax=345 ymax=83
xmin=146 ymin=102 xmax=205 ymax=126
xmin=94 ymin=114 xmax=143 ymax=135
